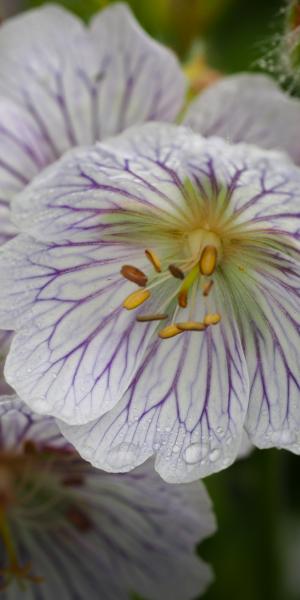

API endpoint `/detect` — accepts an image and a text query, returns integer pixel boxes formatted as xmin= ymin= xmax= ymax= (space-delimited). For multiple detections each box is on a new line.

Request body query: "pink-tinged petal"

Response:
xmin=59 ymin=284 xmax=249 ymax=483
xmin=239 ymin=253 xmax=300 ymax=453
xmin=0 ymin=235 xmax=163 ymax=424
xmin=0 ymin=4 xmax=185 ymax=153
xmin=184 ymin=74 xmax=300 ymax=165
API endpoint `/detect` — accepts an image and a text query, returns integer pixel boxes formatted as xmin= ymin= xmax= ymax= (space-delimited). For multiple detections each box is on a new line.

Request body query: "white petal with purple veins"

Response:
xmin=1 ymin=236 xmax=163 ymax=423
xmin=239 ymin=253 xmax=300 ymax=452
xmin=184 ymin=74 xmax=300 ymax=164
xmin=0 ymin=99 xmax=54 ymax=243
xmin=59 ymin=283 xmax=249 ymax=483
xmin=0 ymin=3 xmax=185 ymax=154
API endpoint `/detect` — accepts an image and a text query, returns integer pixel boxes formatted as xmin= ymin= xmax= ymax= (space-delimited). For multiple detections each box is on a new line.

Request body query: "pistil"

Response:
xmin=199 ymin=245 xmax=218 ymax=276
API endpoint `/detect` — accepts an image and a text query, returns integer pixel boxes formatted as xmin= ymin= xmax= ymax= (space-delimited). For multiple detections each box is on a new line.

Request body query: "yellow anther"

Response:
xmin=238 ymin=265 xmax=245 ymax=272
xmin=145 ymin=249 xmax=162 ymax=273
xmin=158 ymin=325 xmax=182 ymax=339
xmin=177 ymin=321 xmax=206 ymax=331
xmin=121 ymin=265 xmax=148 ymax=287
xmin=202 ymin=280 xmax=214 ymax=297
xmin=204 ymin=313 xmax=221 ymax=326
xmin=136 ymin=313 xmax=168 ymax=322
xmin=199 ymin=245 xmax=218 ymax=276
xmin=123 ymin=289 xmax=150 ymax=310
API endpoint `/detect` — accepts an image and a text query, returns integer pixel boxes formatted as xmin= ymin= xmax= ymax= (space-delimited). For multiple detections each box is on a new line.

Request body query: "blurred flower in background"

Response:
xmin=0 ymin=398 xmax=215 ymax=597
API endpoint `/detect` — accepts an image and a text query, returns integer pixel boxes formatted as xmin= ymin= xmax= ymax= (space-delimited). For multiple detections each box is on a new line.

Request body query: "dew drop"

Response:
xmin=184 ymin=443 xmax=208 ymax=464
xmin=209 ymin=448 xmax=221 ymax=462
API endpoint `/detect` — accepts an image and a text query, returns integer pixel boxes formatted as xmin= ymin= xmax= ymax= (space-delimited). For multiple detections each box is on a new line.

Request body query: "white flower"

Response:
xmin=0 ymin=1 xmax=185 ymax=396
xmin=0 ymin=397 xmax=215 ymax=598
xmin=0 ymin=121 xmax=299 ymax=482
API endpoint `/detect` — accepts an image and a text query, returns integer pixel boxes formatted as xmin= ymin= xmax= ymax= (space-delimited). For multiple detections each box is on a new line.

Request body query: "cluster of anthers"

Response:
xmin=120 ymin=233 xmax=221 ymax=340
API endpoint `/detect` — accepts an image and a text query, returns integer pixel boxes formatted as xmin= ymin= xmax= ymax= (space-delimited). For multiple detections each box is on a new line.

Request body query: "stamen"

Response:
xmin=199 ymin=245 xmax=218 ymax=276
xmin=145 ymin=249 xmax=162 ymax=272
xmin=202 ymin=280 xmax=214 ymax=296
xmin=204 ymin=313 xmax=221 ymax=325
xmin=121 ymin=265 xmax=148 ymax=287
xmin=168 ymin=264 xmax=185 ymax=280
xmin=178 ymin=290 xmax=188 ymax=308
xmin=177 ymin=321 xmax=206 ymax=331
xmin=136 ymin=313 xmax=168 ymax=322
xmin=123 ymin=289 xmax=150 ymax=310
xmin=158 ymin=325 xmax=182 ymax=339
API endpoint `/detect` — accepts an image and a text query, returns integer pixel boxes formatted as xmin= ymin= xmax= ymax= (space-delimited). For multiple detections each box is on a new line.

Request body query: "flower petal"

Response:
xmin=0 ymin=99 xmax=54 ymax=243
xmin=59 ymin=283 xmax=249 ymax=483
xmin=1 ymin=399 xmax=216 ymax=599
xmin=237 ymin=252 xmax=300 ymax=453
xmin=184 ymin=74 xmax=300 ymax=164
xmin=0 ymin=235 xmax=163 ymax=423
xmin=0 ymin=4 xmax=185 ymax=153
xmin=0 ymin=396 xmax=66 ymax=450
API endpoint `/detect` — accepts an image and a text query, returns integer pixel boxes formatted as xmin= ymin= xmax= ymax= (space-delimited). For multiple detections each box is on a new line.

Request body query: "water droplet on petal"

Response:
xmin=209 ymin=448 xmax=221 ymax=462
xmin=184 ymin=443 xmax=208 ymax=464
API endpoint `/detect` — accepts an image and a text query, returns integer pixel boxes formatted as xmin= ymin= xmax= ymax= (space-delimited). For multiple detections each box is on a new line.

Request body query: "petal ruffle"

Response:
xmin=0 ymin=4 xmax=185 ymax=153
xmin=184 ymin=74 xmax=300 ymax=165
xmin=59 ymin=283 xmax=249 ymax=483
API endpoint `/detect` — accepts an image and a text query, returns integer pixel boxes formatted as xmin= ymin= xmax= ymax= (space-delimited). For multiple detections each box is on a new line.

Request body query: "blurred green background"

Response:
xmin=1 ymin=1 xmax=300 ymax=599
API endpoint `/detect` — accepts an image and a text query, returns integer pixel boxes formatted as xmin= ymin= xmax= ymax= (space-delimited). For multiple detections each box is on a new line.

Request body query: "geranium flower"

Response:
xmin=0 ymin=1 xmax=185 ymax=397
xmin=0 ymin=120 xmax=299 ymax=483
xmin=0 ymin=397 xmax=215 ymax=598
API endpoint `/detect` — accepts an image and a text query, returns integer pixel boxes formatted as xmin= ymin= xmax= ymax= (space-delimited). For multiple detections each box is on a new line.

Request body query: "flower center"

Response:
xmin=120 ymin=224 xmax=223 ymax=339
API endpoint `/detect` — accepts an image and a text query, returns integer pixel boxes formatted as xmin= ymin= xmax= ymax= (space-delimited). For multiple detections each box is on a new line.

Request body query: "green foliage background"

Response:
xmin=1 ymin=1 xmax=300 ymax=599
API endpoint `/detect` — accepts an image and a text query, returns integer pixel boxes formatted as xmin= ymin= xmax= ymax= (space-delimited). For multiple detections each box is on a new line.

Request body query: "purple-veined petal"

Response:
xmin=0 ymin=235 xmax=165 ymax=423
xmin=0 ymin=399 xmax=216 ymax=599
xmin=0 ymin=3 xmax=185 ymax=154
xmin=0 ymin=99 xmax=54 ymax=243
xmin=236 ymin=252 xmax=300 ymax=452
xmin=184 ymin=74 xmax=300 ymax=165
xmin=59 ymin=282 xmax=249 ymax=484
xmin=11 ymin=122 xmax=300 ymax=247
